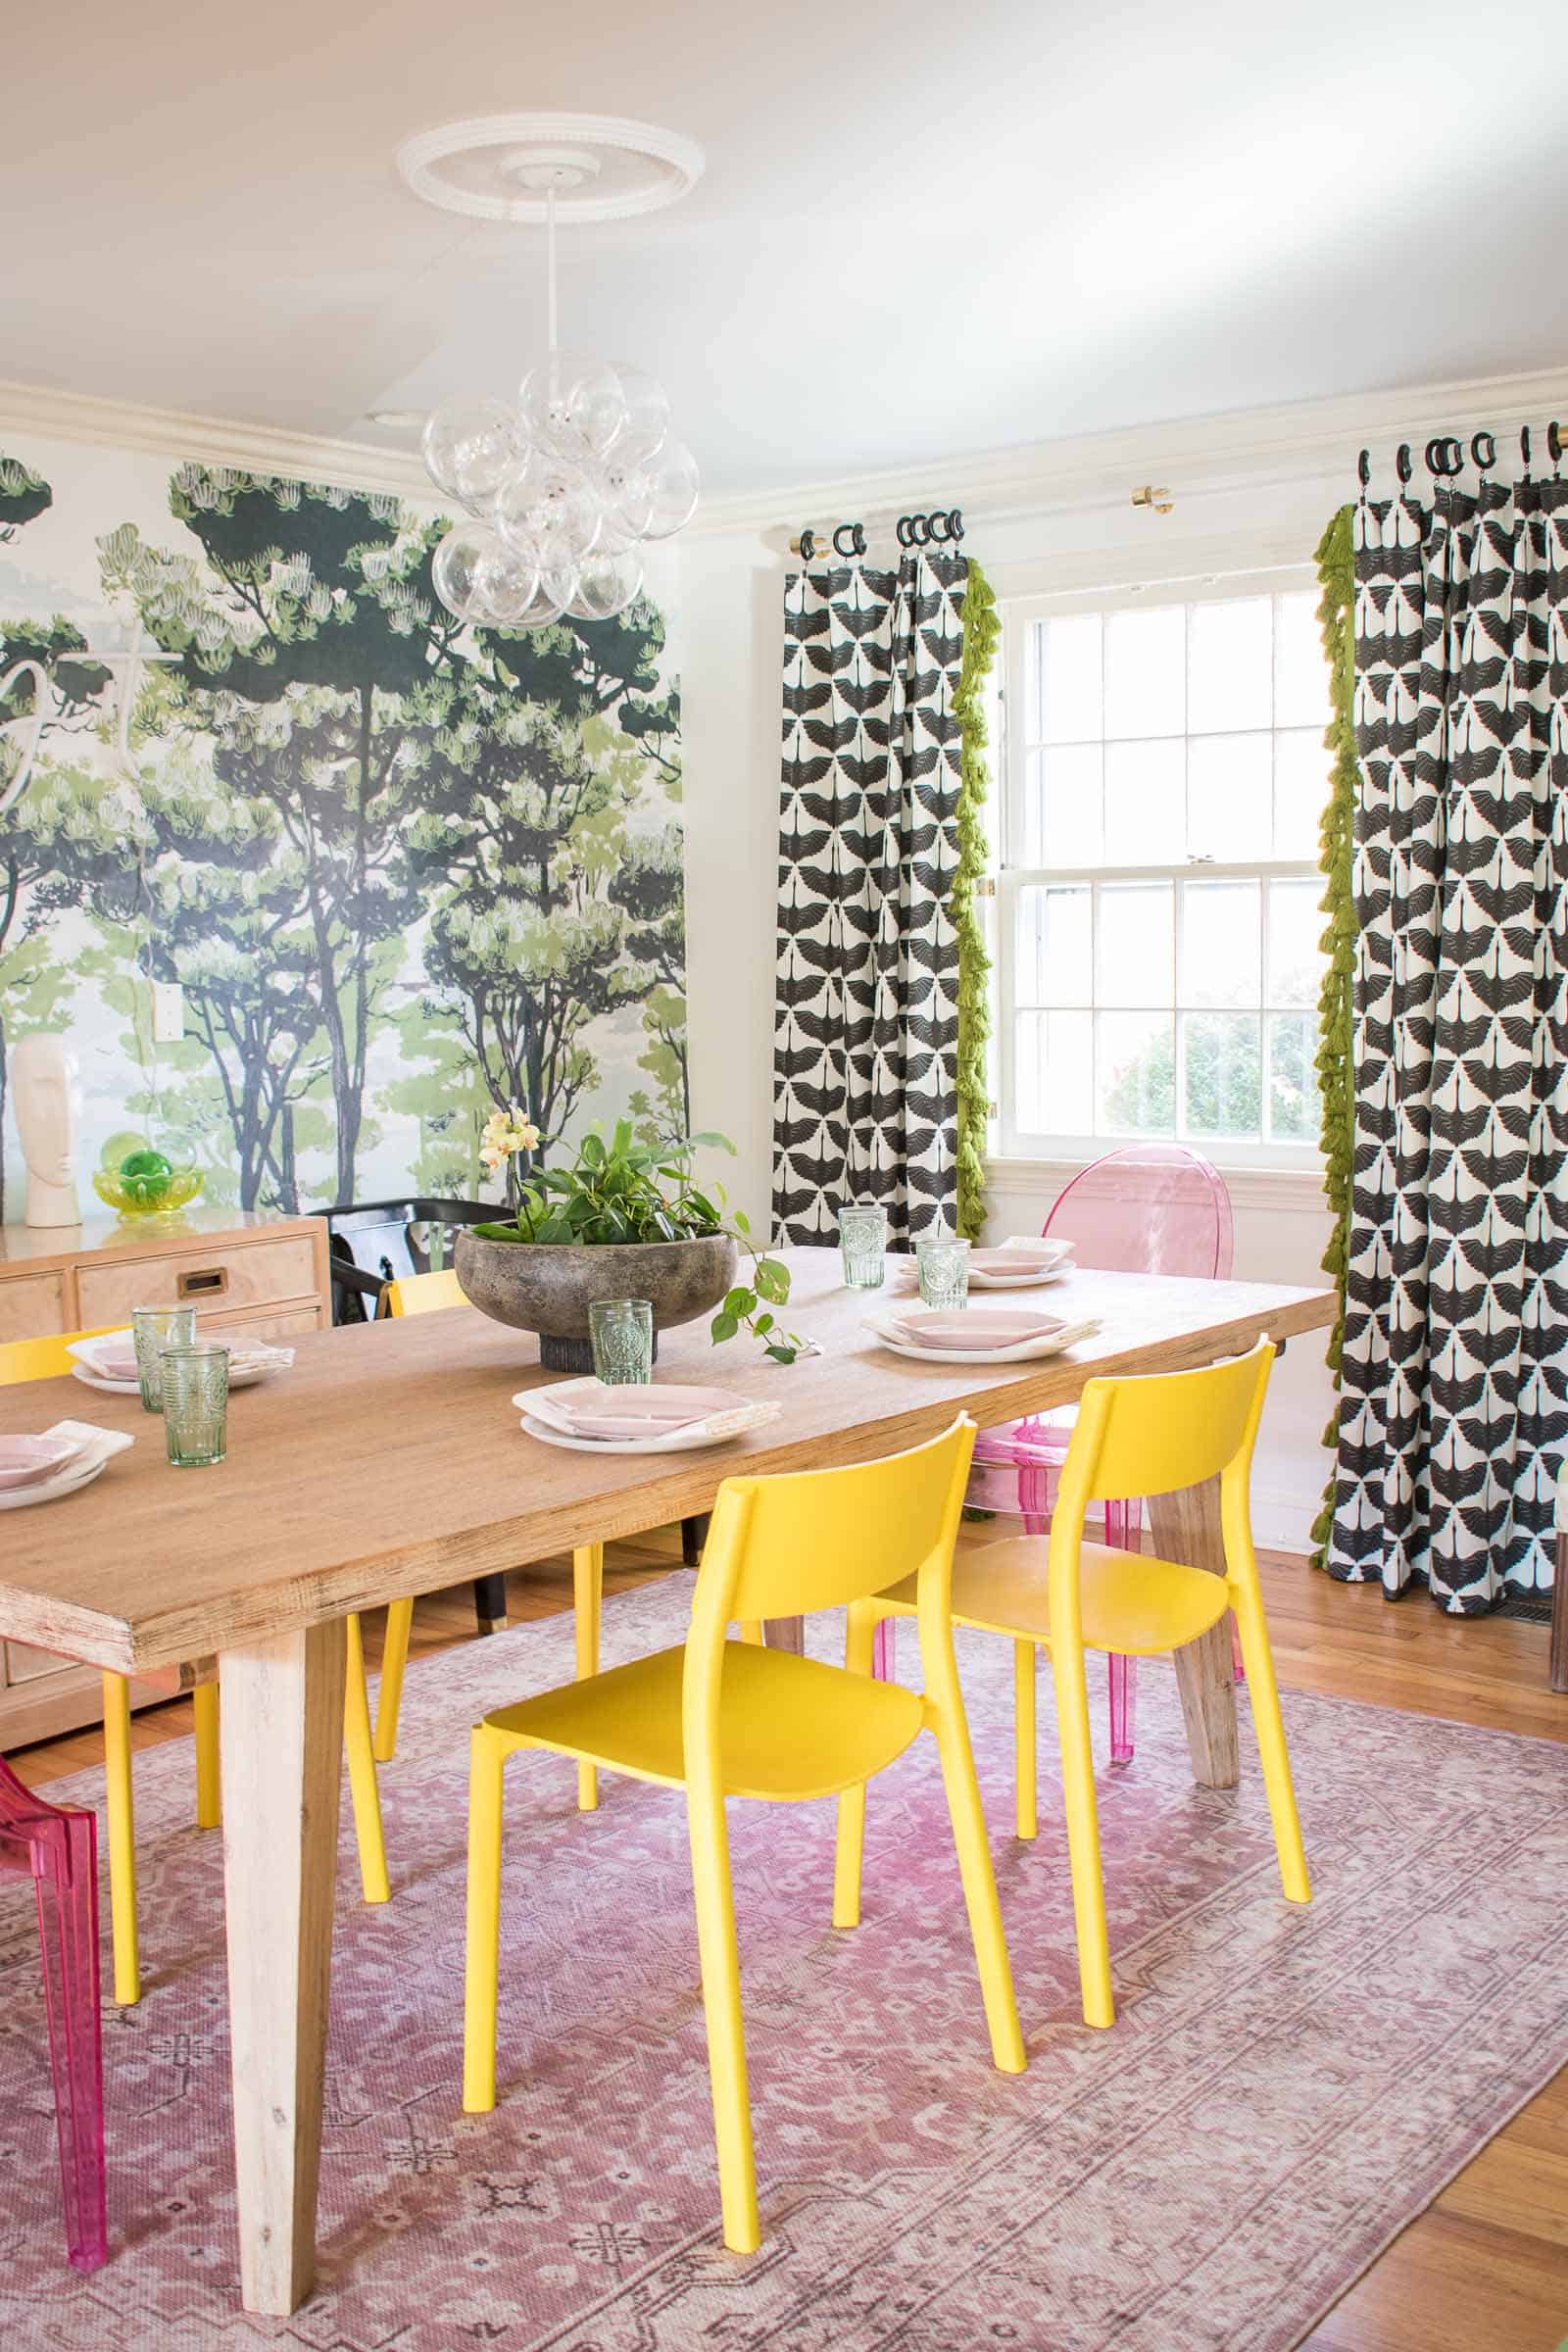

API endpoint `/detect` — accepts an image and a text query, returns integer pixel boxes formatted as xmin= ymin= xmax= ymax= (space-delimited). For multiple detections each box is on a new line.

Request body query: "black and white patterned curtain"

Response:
xmin=771 ymin=551 xmax=966 ymax=1247
xmin=1328 ymin=478 xmax=1568 ymax=1610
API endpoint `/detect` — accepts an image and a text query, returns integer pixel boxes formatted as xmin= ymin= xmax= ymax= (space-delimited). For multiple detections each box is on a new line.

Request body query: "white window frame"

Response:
xmin=992 ymin=564 xmax=1327 ymax=1175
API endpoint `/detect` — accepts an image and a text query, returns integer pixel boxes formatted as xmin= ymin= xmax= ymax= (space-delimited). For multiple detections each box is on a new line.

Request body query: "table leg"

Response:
xmin=762 ymin=1617 xmax=805 ymax=1655
xmin=220 ymin=1618 xmax=346 ymax=2316
xmin=1147 ymin=1478 xmax=1240 ymax=1788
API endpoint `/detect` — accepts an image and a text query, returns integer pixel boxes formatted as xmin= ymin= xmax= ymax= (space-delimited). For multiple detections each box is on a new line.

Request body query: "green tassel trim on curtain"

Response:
xmin=1308 ymin=504 xmax=1357 ymax=1568
xmin=953 ymin=558 xmax=1000 ymax=1241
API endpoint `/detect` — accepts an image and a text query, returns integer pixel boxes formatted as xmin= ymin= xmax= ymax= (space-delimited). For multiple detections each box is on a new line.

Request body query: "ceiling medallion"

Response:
xmin=397 ymin=112 xmax=706 ymax=629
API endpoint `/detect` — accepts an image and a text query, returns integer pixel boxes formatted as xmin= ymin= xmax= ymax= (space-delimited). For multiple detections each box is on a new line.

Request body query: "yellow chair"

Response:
xmin=0 ymin=1327 xmax=389 ymax=2004
xmin=462 ymin=1416 xmax=1025 ymax=2254
xmin=854 ymin=1341 xmax=1310 ymax=2031
xmin=373 ymin=1269 xmax=605 ymax=1812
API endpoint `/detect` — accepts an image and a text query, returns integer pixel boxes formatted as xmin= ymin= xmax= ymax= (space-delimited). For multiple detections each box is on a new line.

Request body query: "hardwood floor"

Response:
xmin=10 ymin=1539 xmax=1567 ymax=2350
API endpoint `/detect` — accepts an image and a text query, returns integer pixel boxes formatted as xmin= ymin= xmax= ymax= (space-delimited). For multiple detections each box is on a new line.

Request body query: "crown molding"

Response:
xmin=0 ymin=379 xmax=434 ymax=503
xmin=689 ymin=361 xmax=1568 ymax=542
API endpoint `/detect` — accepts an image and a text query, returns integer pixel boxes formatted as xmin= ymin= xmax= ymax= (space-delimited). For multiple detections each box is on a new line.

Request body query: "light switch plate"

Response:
xmin=152 ymin=981 xmax=185 ymax=1045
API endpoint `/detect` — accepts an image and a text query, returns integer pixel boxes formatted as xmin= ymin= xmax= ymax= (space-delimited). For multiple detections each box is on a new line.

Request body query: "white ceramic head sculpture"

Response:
xmin=12 ymin=1032 xmax=80 ymax=1229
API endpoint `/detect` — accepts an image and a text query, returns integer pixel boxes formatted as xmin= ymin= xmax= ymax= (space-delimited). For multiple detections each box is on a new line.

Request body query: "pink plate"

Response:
xmin=0 ymin=1433 xmax=84 ymax=1492
xmin=969 ymin=1246 xmax=1069 ymax=1274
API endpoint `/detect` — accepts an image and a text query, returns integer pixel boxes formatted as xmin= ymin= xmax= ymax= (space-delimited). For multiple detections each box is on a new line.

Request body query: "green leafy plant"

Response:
xmin=472 ymin=1117 xmax=813 ymax=1364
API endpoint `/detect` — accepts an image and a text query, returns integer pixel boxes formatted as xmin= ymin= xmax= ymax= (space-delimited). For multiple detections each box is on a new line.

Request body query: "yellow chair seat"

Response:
xmin=877 ymin=1536 xmax=1233 ymax=1656
xmin=483 ymin=1641 xmax=926 ymax=1801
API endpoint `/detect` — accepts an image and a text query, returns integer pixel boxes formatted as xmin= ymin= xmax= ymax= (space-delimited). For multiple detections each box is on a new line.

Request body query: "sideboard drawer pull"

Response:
xmin=176 ymin=1266 xmax=229 ymax=1300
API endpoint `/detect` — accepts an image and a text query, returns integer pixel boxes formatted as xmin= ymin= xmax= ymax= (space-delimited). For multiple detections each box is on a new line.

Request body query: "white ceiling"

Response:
xmin=5 ymin=0 xmax=1567 ymax=506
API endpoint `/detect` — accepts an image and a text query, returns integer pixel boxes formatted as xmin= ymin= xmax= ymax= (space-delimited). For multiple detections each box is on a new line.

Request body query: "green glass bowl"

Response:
xmin=92 ymin=1165 xmax=205 ymax=1218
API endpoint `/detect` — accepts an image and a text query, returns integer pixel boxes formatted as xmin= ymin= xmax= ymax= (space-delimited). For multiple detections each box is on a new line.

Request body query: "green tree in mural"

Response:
xmin=610 ymin=823 xmax=690 ymax=1135
xmin=0 ymin=456 xmax=52 ymax=543
xmin=100 ymin=469 xmax=474 ymax=1200
xmin=404 ymin=601 xmax=682 ymax=1157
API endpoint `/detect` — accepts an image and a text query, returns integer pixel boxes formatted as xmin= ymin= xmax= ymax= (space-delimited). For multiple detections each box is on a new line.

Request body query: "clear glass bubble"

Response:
xmin=492 ymin=451 xmax=550 ymax=559
xmin=610 ymin=364 xmax=671 ymax=465
xmin=431 ymin=521 xmax=501 ymax=619
xmin=566 ymin=547 xmax=645 ymax=621
xmin=472 ymin=541 xmax=542 ymax=627
xmin=595 ymin=453 xmax=654 ymax=541
xmin=518 ymin=352 xmax=628 ymax=462
xmin=502 ymin=573 xmax=570 ymax=631
xmin=640 ymin=441 xmax=700 ymax=540
xmin=528 ymin=460 xmax=605 ymax=567
xmin=422 ymin=398 xmax=521 ymax=508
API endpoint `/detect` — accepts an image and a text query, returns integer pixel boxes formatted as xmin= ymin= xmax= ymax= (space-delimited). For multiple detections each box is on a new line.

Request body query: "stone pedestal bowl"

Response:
xmin=453 ymin=1229 xmax=741 ymax=1374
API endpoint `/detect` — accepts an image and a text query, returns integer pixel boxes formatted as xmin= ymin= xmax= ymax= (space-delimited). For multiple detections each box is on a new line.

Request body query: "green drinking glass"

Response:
xmin=588 ymin=1298 xmax=654 ymax=1386
xmin=915 ymin=1234 xmax=971 ymax=1310
xmin=839 ymin=1204 xmax=888 ymax=1289
xmin=130 ymin=1304 xmax=198 ymax=1413
xmin=161 ymin=1343 xmax=231 ymax=1468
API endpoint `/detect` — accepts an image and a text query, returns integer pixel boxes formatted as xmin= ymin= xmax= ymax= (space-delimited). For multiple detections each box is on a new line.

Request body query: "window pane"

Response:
xmin=1034 ymin=612 xmax=1102 ymax=744
xmin=1188 ymin=596 xmax=1272 ymax=733
xmin=1267 ymin=877 xmax=1321 ymax=1005
xmin=1016 ymin=884 xmax=1092 ymax=1006
xmin=1097 ymin=882 xmax=1173 ymax=1008
xmin=1181 ymin=1011 xmax=1262 ymax=1138
xmin=1024 ymin=744 xmax=1102 ymax=869
xmin=1274 ymin=590 xmax=1331 ymax=728
xmin=1016 ymin=1008 xmax=1093 ymax=1134
xmin=1187 ymin=733 xmax=1272 ymax=862
xmin=1267 ymin=1011 xmax=1316 ymax=1140
xmin=1181 ymin=879 xmax=1260 ymax=1007
xmin=1274 ymin=727 xmax=1331 ymax=860
xmin=1102 ymin=739 xmax=1184 ymax=865
xmin=1103 ymin=604 xmax=1185 ymax=738
xmin=1098 ymin=1011 xmax=1175 ymax=1136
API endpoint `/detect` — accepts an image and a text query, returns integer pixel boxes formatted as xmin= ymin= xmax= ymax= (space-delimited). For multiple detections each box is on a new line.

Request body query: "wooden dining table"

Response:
xmin=0 ymin=1245 xmax=1333 ymax=2316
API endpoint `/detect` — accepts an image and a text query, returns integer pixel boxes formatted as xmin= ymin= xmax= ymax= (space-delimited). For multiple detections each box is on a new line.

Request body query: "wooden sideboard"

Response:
xmin=0 ymin=1207 xmax=331 ymax=1747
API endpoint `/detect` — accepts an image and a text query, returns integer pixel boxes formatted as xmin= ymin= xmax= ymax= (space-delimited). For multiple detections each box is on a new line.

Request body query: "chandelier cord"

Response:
xmin=546 ymin=185 xmax=559 ymax=357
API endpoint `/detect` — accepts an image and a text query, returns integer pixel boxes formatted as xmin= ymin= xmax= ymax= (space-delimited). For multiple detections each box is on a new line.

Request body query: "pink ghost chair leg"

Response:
xmin=0 ymin=1753 xmax=107 ymax=2271
xmin=965 ymin=1142 xmax=1241 ymax=1763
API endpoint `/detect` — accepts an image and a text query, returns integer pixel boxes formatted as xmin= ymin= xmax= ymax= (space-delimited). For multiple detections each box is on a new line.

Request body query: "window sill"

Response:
xmin=984 ymin=1153 xmax=1328 ymax=1217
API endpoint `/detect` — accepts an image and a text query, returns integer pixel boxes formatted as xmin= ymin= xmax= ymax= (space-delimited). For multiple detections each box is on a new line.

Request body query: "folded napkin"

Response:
xmin=888 ymin=1309 xmax=1066 ymax=1351
xmin=0 ymin=1431 xmax=86 ymax=1491
xmin=67 ymin=1331 xmax=140 ymax=1382
xmin=522 ymin=1380 xmax=738 ymax=1442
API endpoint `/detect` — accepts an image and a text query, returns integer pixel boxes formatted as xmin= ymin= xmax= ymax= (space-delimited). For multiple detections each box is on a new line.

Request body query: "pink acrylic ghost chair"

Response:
xmin=966 ymin=1143 xmax=1236 ymax=1763
xmin=0 ymin=1754 xmax=107 ymax=2272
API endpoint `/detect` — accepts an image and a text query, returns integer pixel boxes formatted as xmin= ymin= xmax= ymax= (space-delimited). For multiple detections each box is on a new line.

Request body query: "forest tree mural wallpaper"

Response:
xmin=0 ymin=436 xmax=685 ymax=1223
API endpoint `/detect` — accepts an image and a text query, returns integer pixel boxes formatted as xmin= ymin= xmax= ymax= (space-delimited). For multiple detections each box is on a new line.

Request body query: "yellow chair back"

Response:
xmin=0 ymin=1327 xmax=121 ymax=1386
xmin=1058 ymin=1341 xmax=1274 ymax=1508
xmin=383 ymin=1269 xmax=466 ymax=1317
xmin=698 ymin=1417 xmax=976 ymax=1628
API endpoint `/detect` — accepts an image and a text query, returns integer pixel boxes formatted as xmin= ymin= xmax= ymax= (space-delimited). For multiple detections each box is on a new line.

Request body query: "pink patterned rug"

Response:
xmin=3 ymin=1575 xmax=1567 ymax=2352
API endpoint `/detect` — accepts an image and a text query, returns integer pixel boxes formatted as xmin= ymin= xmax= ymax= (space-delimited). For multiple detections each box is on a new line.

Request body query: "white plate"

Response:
xmin=71 ymin=1361 xmax=278 ymax=1396
xmin=514 ymin=1393 xmax=782 ymax=1455
xmin=865 ymin=1311 xmax=1102 ymax=1366
xmin=0 ymin=1422 xmax=134 ymax=1510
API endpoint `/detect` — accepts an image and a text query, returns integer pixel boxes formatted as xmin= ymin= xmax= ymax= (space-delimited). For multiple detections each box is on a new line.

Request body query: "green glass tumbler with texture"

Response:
xmin=130 ymin=1304 xmax=198 ymax=1412
xmin=588 ymin=1298 xmax=654 ymax=1386
xmin=916 ymin=1234 xmax=970 ymax=1310
xmin=839 ymin=1203 xmax=888 ymax=1289
xmin=161 ymin=1343 xmax=231 ymax=1467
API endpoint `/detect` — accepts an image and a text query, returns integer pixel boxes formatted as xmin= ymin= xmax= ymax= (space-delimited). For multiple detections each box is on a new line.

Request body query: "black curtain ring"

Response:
xmin=1424 ymin=438 xmax=1446 ymax=477
xmin=928 ymin=510 xmax=953 ymax=544
xmin=1357 ymin=448 xmax=1372 ymax=491
xmin=799 ymin=529 xmax=816 ymax=563
xmin=1520 ymin=425 xmax=1533 ymax=478
xmin=1550 ymin=420 xmax=1563 ymax=472
xmin=1445 ymin=436 xmax=1465 ymax=476
xmin=895 ymin=514 xmax=913 ymax=549
xmin=1396 ymin=443 xmax=1413 ymax=486
xmin=852 ymin=522 xmax=867 ymax=557
xmin=910 ymin=512 xmax=932 ymax=547
xmin=950 ymin=508 xmax=965 ymax=542
xmin=1472 ymin=430 xmax=1496 ymax=473
xmin=832 ymin=522 xmax=859 ymax=560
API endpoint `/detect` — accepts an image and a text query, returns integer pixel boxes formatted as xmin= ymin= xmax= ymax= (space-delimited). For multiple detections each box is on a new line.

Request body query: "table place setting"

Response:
xmin=67 ymin=1327 xmax=296 ymax=1397
xmin=890 ymin=1237 xmax=1077 ymax=1292
xmin=865 ymin=1304 xmax=1102 ymax=1366
xmin=0 ymin=1420 xmax=134 ymax=1510
xmin=515 ymin=1379 xmax=781 ymax=1454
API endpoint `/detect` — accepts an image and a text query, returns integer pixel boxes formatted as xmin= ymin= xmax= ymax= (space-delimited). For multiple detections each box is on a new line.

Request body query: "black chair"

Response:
xmin=321 ymin=1197 xmax=709 ymax=1622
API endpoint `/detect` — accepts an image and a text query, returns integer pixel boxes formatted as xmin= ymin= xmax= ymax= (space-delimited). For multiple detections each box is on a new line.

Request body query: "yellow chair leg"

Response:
xmin=101 ymin=1671 xmax=140 ymax=2008
xmin=373 ymin=1596 xmax=415 ymax=1763
xmin=344 ymin=1615 xmax=390 ymax=1905
xmin=1013 ymin=1639 xmax=1038 ymax=1841
xmin=573 ymin=1544 xmax=603 ymax=1813
xmin=192 ymin=1679 xmax=221 ymax=1830
xmin=463 ymin=1729 xmax=507 ymax=2113
xmin=686 ymin=1782 xmax=760 ymax=2253
xmin=926 ymin=1692 xmax=1027 ymax=2074
xmin=1231 ymin=1580 xmax=1311 ymax=1904
xmin=832 ymin=1605 xmax=878 ymax=1930
xmin=1051 ymin=1642 xmax=1114 ymax=2029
